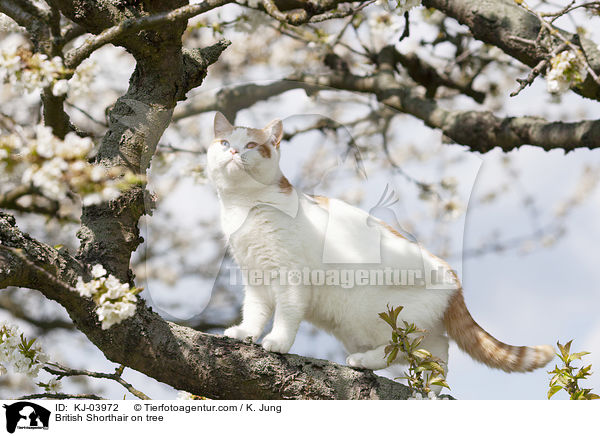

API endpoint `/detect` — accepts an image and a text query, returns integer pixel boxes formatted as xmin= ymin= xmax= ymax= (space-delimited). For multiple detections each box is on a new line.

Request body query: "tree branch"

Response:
xmin=63 ymin=0 xmax=233 ymax=69
xmin=259 ymin=0 xmax=364 ymax=25
xmin=18 ymin=393 xmax=105 ymax=400
xmin=422 ymin=0 xmax=600 ymax=100
xmin=0 ymin=212 xmax=413 ymax=399
xmin=44 ymin=363 xmax=150 ymax=400
xmin=173 ymin=80 xmax=318 ymax=121
xmin=295 ymin=54 xmax=600 ymax=152
xmin=0 ymin=291 xmax=74 ymax=332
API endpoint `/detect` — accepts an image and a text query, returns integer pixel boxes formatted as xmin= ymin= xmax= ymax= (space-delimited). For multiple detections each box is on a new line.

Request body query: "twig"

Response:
xmin=44 ymin=362 xmax=151 ymax=400
xmin=18 ymin=393 xmax=105 ymax=400
xmin=517 ymin=0 xmax=600 ymax=86
xmin=259 ymin=0 xmax=369 ymax=25
xmin=510 ymin=42 xmax=567 ymax=96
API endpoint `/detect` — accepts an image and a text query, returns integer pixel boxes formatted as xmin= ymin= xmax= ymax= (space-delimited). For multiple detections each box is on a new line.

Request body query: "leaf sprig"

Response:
xmin=548 ymin=340 xmax=599 ymax=400
xmin=379 ymin=305 xmax=450 ymax=396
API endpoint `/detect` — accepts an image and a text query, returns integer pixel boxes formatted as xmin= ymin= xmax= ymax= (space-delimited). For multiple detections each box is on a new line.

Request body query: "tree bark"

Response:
xmin=423 ymin=0 xmax=600 ymax=101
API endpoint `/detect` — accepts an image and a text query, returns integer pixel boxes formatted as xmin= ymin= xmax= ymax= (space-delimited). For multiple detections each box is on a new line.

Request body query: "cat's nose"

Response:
xmin=230 ymin=149 xmax=238 ymax=155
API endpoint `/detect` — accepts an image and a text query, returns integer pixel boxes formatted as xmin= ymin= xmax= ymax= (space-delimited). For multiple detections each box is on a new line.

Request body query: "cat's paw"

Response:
xmin=261 ymin=333 xmax=293 ymax=354
xmin=346 ymin=351 xmax=387 ymax=370
xmin=346 ymin=353 xmax=367 ymax=368
xmin=224 ymin=325 xmax=258 ymax=342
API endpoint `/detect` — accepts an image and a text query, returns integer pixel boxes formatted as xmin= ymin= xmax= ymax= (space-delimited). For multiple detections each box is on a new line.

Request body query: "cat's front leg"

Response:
xmin=224 ymin=286 xmax=273 ymax=342
xmin=261 ymin=286 xmax=307 ymax=354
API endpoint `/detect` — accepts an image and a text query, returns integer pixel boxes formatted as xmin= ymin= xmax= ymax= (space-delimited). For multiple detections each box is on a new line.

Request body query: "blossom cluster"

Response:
xmin=0 ymin=46 xmax=95 ymax=97
xmin=76 ymin=264 xmax=141 ymax=330
xmin=0 ymin=322 xmax=48 ymax=378
xmin=546 ymin=49 xmax=587 ymax=94
xmin=1 ymin=124 xmax=144 ymax=206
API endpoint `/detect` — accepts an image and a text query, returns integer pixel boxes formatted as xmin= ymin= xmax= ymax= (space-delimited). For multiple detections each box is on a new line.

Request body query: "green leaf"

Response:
xmin=548 ymin=385 xmax=563 ymax=399
xmin=569 ymin=351 xmax=590 ymax=362
xmin=387 ymin=347 xmax=399 ymax=366
xmin=413 ymin=349 xmax=432 ymax=360
xmin=430 ymin=379 xmax=450 ymax=389
xmin=414 ymin=365 xmax=427 ymax=374
xmin=558 ymin=340 xmax=573 ymax=358
xmin=378 ymin=312 xmax=392 ymax=327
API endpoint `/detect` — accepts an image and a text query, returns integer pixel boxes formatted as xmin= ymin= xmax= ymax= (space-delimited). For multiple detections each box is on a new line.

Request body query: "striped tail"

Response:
xmin=443 ymin=289 xmax=555 ymax=372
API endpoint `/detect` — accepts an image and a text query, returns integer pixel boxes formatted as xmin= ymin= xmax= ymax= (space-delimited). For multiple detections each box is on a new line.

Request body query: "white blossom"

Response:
xmin=2 ymin=124 xmax=139 ymax=207
xmin=45 ymin=377 xmax=61 ymax=392
xmin=96 ymin=301 xmax=136 ymax=329
xmin=0 ymin=48 xmax=64 ymax=94
xmin=369 ymin=11 xmax=403 ymax=39
xmin=408 ymin=391 xmax=424 ymax=400
xmin=68 ymin=59 xmax=97 ymax=96
xmin=546 ymin=49 xmax=587 ymax=95
xmin=0 ymin=322 xmax=47 ymax=378
xmin=76 ymin=276 xmax=97 ymax=298
xmin=75 ymin=266 xmax=140 ymax=329
xmin=52 ymin=79 xmax=69 ymax=96
xmin=91 ymin=264 xmax=107 ymax=278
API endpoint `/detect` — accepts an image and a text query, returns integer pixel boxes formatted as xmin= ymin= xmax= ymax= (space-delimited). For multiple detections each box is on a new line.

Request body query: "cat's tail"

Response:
xmin=443 ymin=289 xmax=555 ymax=372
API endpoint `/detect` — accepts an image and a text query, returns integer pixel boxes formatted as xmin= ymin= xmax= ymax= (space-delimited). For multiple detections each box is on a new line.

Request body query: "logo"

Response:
xmin=2 ymin=402 xmax=50 ymax=433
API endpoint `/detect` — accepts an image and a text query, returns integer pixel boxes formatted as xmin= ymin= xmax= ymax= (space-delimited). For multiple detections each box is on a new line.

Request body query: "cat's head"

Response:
xmin=206 ymin=112 xmax=284 ymax=190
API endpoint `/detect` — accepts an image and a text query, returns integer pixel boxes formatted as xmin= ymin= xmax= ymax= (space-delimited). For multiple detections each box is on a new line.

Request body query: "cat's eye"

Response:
xmin=219 ymin=139 xmax=230 ymax=148
xmin=245 ymin=142 xmax=258 ymax=149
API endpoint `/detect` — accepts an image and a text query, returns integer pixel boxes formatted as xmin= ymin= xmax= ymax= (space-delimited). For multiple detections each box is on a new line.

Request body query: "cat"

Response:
xmin=206 ymin=112 xmax=554 ymax=391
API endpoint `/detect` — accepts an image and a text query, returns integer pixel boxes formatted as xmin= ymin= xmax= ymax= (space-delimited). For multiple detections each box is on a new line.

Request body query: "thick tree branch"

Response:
xmin=0 ymin=0 xmax=51 ymax=52
xmin=173 ymin=80 xmax=318 ymax=121
xmin=63 ymin=0 xmax=233 ymax=69
xmin=0 ymin=212 xmax=413 ymax=400
xmin=293 ymin=66 xmax=600 ymax=152
xmin=62 ymin=1 xmax=226 ymax=279
xmin=422 ymin=0 xmax=600 ymax=100
xmin=181 ymin=41 xmax=232 ymax=97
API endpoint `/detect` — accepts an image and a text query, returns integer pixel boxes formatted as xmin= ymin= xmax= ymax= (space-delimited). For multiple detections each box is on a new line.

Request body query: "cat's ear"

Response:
xmin=264 ymin=119 xmax=283 ymax=148
xmin=214 ymin=111 xmax=233 ymax=137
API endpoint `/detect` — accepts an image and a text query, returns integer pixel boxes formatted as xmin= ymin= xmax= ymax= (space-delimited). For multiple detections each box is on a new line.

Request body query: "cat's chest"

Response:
xmin=228 ymin=206 xmax=300 ymax=268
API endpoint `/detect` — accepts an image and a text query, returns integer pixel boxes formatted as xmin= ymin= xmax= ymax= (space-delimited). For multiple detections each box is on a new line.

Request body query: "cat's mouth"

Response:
xmin=225 ymin=156 xmax=245 ymax=170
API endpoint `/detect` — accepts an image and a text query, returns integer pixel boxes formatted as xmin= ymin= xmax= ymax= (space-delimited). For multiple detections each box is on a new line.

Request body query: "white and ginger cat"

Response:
xmin=206 ymin=112 xmax=554 ymax=388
